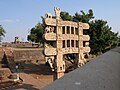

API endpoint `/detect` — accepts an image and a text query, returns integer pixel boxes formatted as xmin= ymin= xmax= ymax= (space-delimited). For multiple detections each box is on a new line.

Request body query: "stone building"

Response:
xmin=14 ymin=36 xmax=21 ymax=44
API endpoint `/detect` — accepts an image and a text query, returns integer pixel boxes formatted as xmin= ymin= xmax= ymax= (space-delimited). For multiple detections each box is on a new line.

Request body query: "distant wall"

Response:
xmin=0 ymin=47 xmax=44 ymax=69
xmin=13 ymin=48 xmax=44 ymax=63
xmin=2 ymin=42 xmax=41 ymax=48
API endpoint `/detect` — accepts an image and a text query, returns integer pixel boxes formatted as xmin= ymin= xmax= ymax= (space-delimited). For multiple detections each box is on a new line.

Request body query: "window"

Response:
xmin=76 ymin=40 xmax=78 ymax=47
xmin=75 ymin=28 xmax=78 ymax=35
xmin=67 ymin=26 xmax=70 ymax=34
xmin=71 ymin=27 xmax=74 ymax=34
xmin=62 ymin=26 xmax=65 ymax=34
xmin=67 ymin=40 xmax=70 ymax=47
xmin=62 ymin=40 xmax=65 ymax=48
xmin=71 ymin=40 xmax=74 ymax=47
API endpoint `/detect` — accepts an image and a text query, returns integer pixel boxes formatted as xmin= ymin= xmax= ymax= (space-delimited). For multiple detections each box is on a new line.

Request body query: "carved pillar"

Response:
xmin=65 ymin=26 xmax=67 ymax=48
xmin=54 ymin=19 xmax=65 ymax=80
xmin=78 ymin=23 xmax=84 ymax=67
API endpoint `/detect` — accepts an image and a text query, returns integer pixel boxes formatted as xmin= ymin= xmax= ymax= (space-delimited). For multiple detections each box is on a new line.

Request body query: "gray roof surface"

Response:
xmin=42 ymin=47 xmax=120 ymax=90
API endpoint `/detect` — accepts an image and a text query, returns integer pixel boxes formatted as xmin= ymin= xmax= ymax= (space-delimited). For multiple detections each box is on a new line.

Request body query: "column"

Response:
xmin=54 ymin=19 xmax=65 ymax=80
xmin=78 ymin=22 xmax=84 ymax=67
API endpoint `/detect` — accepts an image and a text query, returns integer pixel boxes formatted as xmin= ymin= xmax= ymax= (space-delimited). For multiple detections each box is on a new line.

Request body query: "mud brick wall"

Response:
xmin=13 ymin=48 xmax=44 ymax=63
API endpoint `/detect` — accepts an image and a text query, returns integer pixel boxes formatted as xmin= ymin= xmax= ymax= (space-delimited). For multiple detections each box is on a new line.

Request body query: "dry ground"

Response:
xmin=22 ymin=62 xmax=54 ymax=86
xmin=0 ymin=60 xmax=54 ymax=90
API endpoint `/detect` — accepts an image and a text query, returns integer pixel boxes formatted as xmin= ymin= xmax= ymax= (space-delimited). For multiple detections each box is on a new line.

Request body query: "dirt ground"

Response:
xmin=22 ymin=62 xmax=54 ymax=86
xmin=0 ymin=60 xmax=54 ymax=90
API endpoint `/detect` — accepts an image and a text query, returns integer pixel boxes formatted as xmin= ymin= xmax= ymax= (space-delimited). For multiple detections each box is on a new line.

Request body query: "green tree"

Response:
xmin=27 ymin=22 xmax=44 ymax=44
xmin=118 ymin=35 xmax=120 ymax=46
xmin=60 ymin=11 xmax=73 ymax=21
xmin=0 ymin=25 xmax=6 ymax=42
xmin=89 ymin=20 xmax=119 ymax=55
xmin=73 ymin=9 xmax=94 ymax=23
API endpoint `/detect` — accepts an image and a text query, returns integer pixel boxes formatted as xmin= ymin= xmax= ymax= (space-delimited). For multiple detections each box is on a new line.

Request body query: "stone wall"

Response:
xmin=0 ymin=47 xmax=44 ymax=66
xmin=13 ymin=48 xmax=44 ymax=63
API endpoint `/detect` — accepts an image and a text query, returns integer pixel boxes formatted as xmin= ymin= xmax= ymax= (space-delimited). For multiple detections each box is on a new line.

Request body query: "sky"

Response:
xmin=0 ymin=0 xmax=120 ymax=42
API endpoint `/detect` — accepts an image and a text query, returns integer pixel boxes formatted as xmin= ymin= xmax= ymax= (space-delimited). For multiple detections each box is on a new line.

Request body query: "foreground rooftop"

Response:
xmin=42 ymin=47 xmax=120 ymax=90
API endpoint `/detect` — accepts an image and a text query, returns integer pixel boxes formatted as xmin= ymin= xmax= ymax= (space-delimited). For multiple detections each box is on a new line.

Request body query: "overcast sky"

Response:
xmin=0 ymin=0 xmax=120 ymax=42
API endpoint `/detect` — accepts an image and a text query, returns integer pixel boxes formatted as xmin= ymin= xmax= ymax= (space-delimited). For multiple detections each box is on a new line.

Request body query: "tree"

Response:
xmin=118 ymin=35 xmax=120 ymax=46
xmin=0 ymin=25 xmax=6 ymax=42
xmin=73 ymin=9 xmax=94 ymax=23
xmin=60 ymin=11 xmax=73 ymax=21
xmin=27 ymin=22 xmax=44 ymax=45
xmin=88 ymin=20 xmax=119 ymax=55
